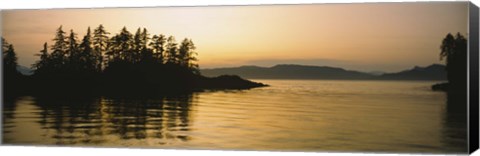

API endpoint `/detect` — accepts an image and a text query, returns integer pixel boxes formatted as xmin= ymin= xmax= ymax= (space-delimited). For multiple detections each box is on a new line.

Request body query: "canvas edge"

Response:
xmin=469 ymin=1 xmax=480 ymax=154
xmin=0 ymin=1 xmax=476 ymax=155
xmin=0 ymin=9 xmax=4 ymax=146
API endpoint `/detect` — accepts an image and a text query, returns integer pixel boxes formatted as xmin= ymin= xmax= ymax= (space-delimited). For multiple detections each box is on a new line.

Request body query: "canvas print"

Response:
xmin=1 ymin=2 xmax=473 ymax=154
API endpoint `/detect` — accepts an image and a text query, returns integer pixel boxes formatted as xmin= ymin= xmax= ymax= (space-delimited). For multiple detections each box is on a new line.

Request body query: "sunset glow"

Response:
xmin=1 ymin=2 xmax=468 ymax=72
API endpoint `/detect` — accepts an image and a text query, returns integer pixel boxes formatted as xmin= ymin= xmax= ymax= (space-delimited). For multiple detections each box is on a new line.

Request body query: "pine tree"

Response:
xmin=178 ymin=38 xmax=199 ymax=73
xmin=3 ymin=44 xmax=18 ymax=74
xmin=106 ymin=35 xmax=119 ymax=62
xmin=165 ymin=36 xmax=178 ymax=64
xmin=178 ymin=38 xmax=191 ymax=67
xmin=33 ymin=42 xmax=49 ymax=73
xmin=67 ymin=29 xmax=79 ymax=69
xmin=79 ymin=27 xmax=95 ymax=72
xmin=140 ymin=28 xmax=153 ymax=62
xmin=118 ymin=27 xmax=133 ymax=62
xmin=133 ymin=28 xmax=143 ymax=63
xmin=93 ymin=24 xmax=110 ymax=71
xmin=149 ymin=34 xmax=166 ymax=63
xmin=3 ymin=39 xmax=21 ymax=94
xmin=440 ymin=33 xmax=455 ymax=64
xmin=141 ymin=28 xmax=150 ymax=49
xmin=50 ymin=26 xmax=68 ymax=70
xmin=1 ymin=37 xmax=9 ymax=54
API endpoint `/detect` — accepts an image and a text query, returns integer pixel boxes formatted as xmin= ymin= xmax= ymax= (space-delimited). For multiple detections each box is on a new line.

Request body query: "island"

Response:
xmin=2 ymin=25 xmax=267 ymax=97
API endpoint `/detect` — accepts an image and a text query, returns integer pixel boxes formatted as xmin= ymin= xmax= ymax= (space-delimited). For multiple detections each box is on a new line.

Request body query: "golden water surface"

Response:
xmin=2 ymin=80 xmax=467 ymax=153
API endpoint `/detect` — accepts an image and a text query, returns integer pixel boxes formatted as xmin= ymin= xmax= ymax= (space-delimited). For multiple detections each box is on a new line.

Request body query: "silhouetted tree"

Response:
xmin=165 ymin=36 xmax=178 ymax=64
xmin=139 ymin=28 xmax=154 ymax=62
xmin=2 ymin=37 xmax=17 ymax=73
xmin=3 ymin=44 xmax=18 ymax=74
xmin=141 ymin=28 xmax=149 ymax=49
xmin=133 ymin=28 xmax=143 ymax=63
xmin=93 ymin=24 xmax=110 ymax=70
xmin=439 ymin=32 xmax=467 ymax=91
xmin=104 ymin=27 xmax=132 ymax=63
xmin=178 ymin=38 xmax=199 ymax=73
xmin=117 ymin=27 xmax=133 ymax=62
xmin=67 ymin=29 xmax=80 ymax=70
xmin=105 ymin=35 xmax=118 ymax=62
xmin=79 ymin=27 xmax=96 ymax=72
xmin=32 ymin=42 xmax=50 ymax=74
xmin=50 ymin=26 xmax=68 ymax=70
xmin=440 ymin=33 xmax=455 ymax=73
xmin=2 ymin=37 xmax=9 ymax=53
xmin=3 ymin=38 xmax=24 ymax=97
xmin=149 ymin=34 xmax=166 ymax=63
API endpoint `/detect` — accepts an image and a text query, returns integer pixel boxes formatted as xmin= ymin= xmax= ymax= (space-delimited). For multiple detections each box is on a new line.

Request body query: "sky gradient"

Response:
xmin=1 ymin=2 xmax=469 ymax=72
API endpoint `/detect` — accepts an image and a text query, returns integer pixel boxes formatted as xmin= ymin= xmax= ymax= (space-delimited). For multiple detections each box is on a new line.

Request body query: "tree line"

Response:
xmin=32 ymin=25 xmax=199 ymax=76
xmin=3 ymin=24 xmax=265 ymax=97
xmin=2 ymin=25 xmax=205 ymax=96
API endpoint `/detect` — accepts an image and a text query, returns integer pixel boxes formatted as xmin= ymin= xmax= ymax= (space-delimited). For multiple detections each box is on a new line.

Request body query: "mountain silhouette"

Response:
xmin=377 ymin=64 xmax=446 ymax=80
xmin=201 ymin=64 xmax=446 ymax=80
xmin=17 ymin=65 xmax=33 ymax=76
xmin=202 ymin=64 xmax=373 ymax=80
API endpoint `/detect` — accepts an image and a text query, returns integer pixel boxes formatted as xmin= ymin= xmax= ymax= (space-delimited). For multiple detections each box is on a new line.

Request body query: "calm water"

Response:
xmin=2 ymin=80 xmax=467 ymax=153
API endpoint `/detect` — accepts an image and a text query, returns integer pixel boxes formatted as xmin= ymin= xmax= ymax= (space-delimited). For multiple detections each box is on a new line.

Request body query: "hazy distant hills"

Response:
xmin=201 ymin=64 xmax=373 ymax=80
xmin=201 ymin=64 xmax=447 ymax=80
xmin=377 ymin=64 xmax=446 ymax=80
xmin=17 ymin=65 xmax=33 ymax=75
xmin=16 ymin=64 xmax=447 ymax=80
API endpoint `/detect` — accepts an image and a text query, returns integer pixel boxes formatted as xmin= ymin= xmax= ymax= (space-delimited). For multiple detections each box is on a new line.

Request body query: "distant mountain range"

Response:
xmin=376 ymin=64 xmax=446 ymax=80
xmin=201 ymin=64 xmax=447 ymax=80
xmin=16 ymin=64 xmax=447 ymax=80
xmin=17 ymin=65 xmax=33 ymax=75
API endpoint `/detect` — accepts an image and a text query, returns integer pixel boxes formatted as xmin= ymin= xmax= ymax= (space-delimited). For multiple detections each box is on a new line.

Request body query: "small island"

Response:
xmin=3 ymin=25 xmax=267 ymax=97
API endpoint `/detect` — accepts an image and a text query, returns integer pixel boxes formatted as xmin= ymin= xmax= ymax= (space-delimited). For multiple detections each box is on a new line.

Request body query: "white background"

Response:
xmin=0 ymin=0 xmax=479 ymax=156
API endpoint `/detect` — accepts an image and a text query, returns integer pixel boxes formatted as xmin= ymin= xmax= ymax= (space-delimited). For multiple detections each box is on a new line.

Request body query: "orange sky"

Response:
xmin=1 ymin=2 xmax=468 ymax=72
